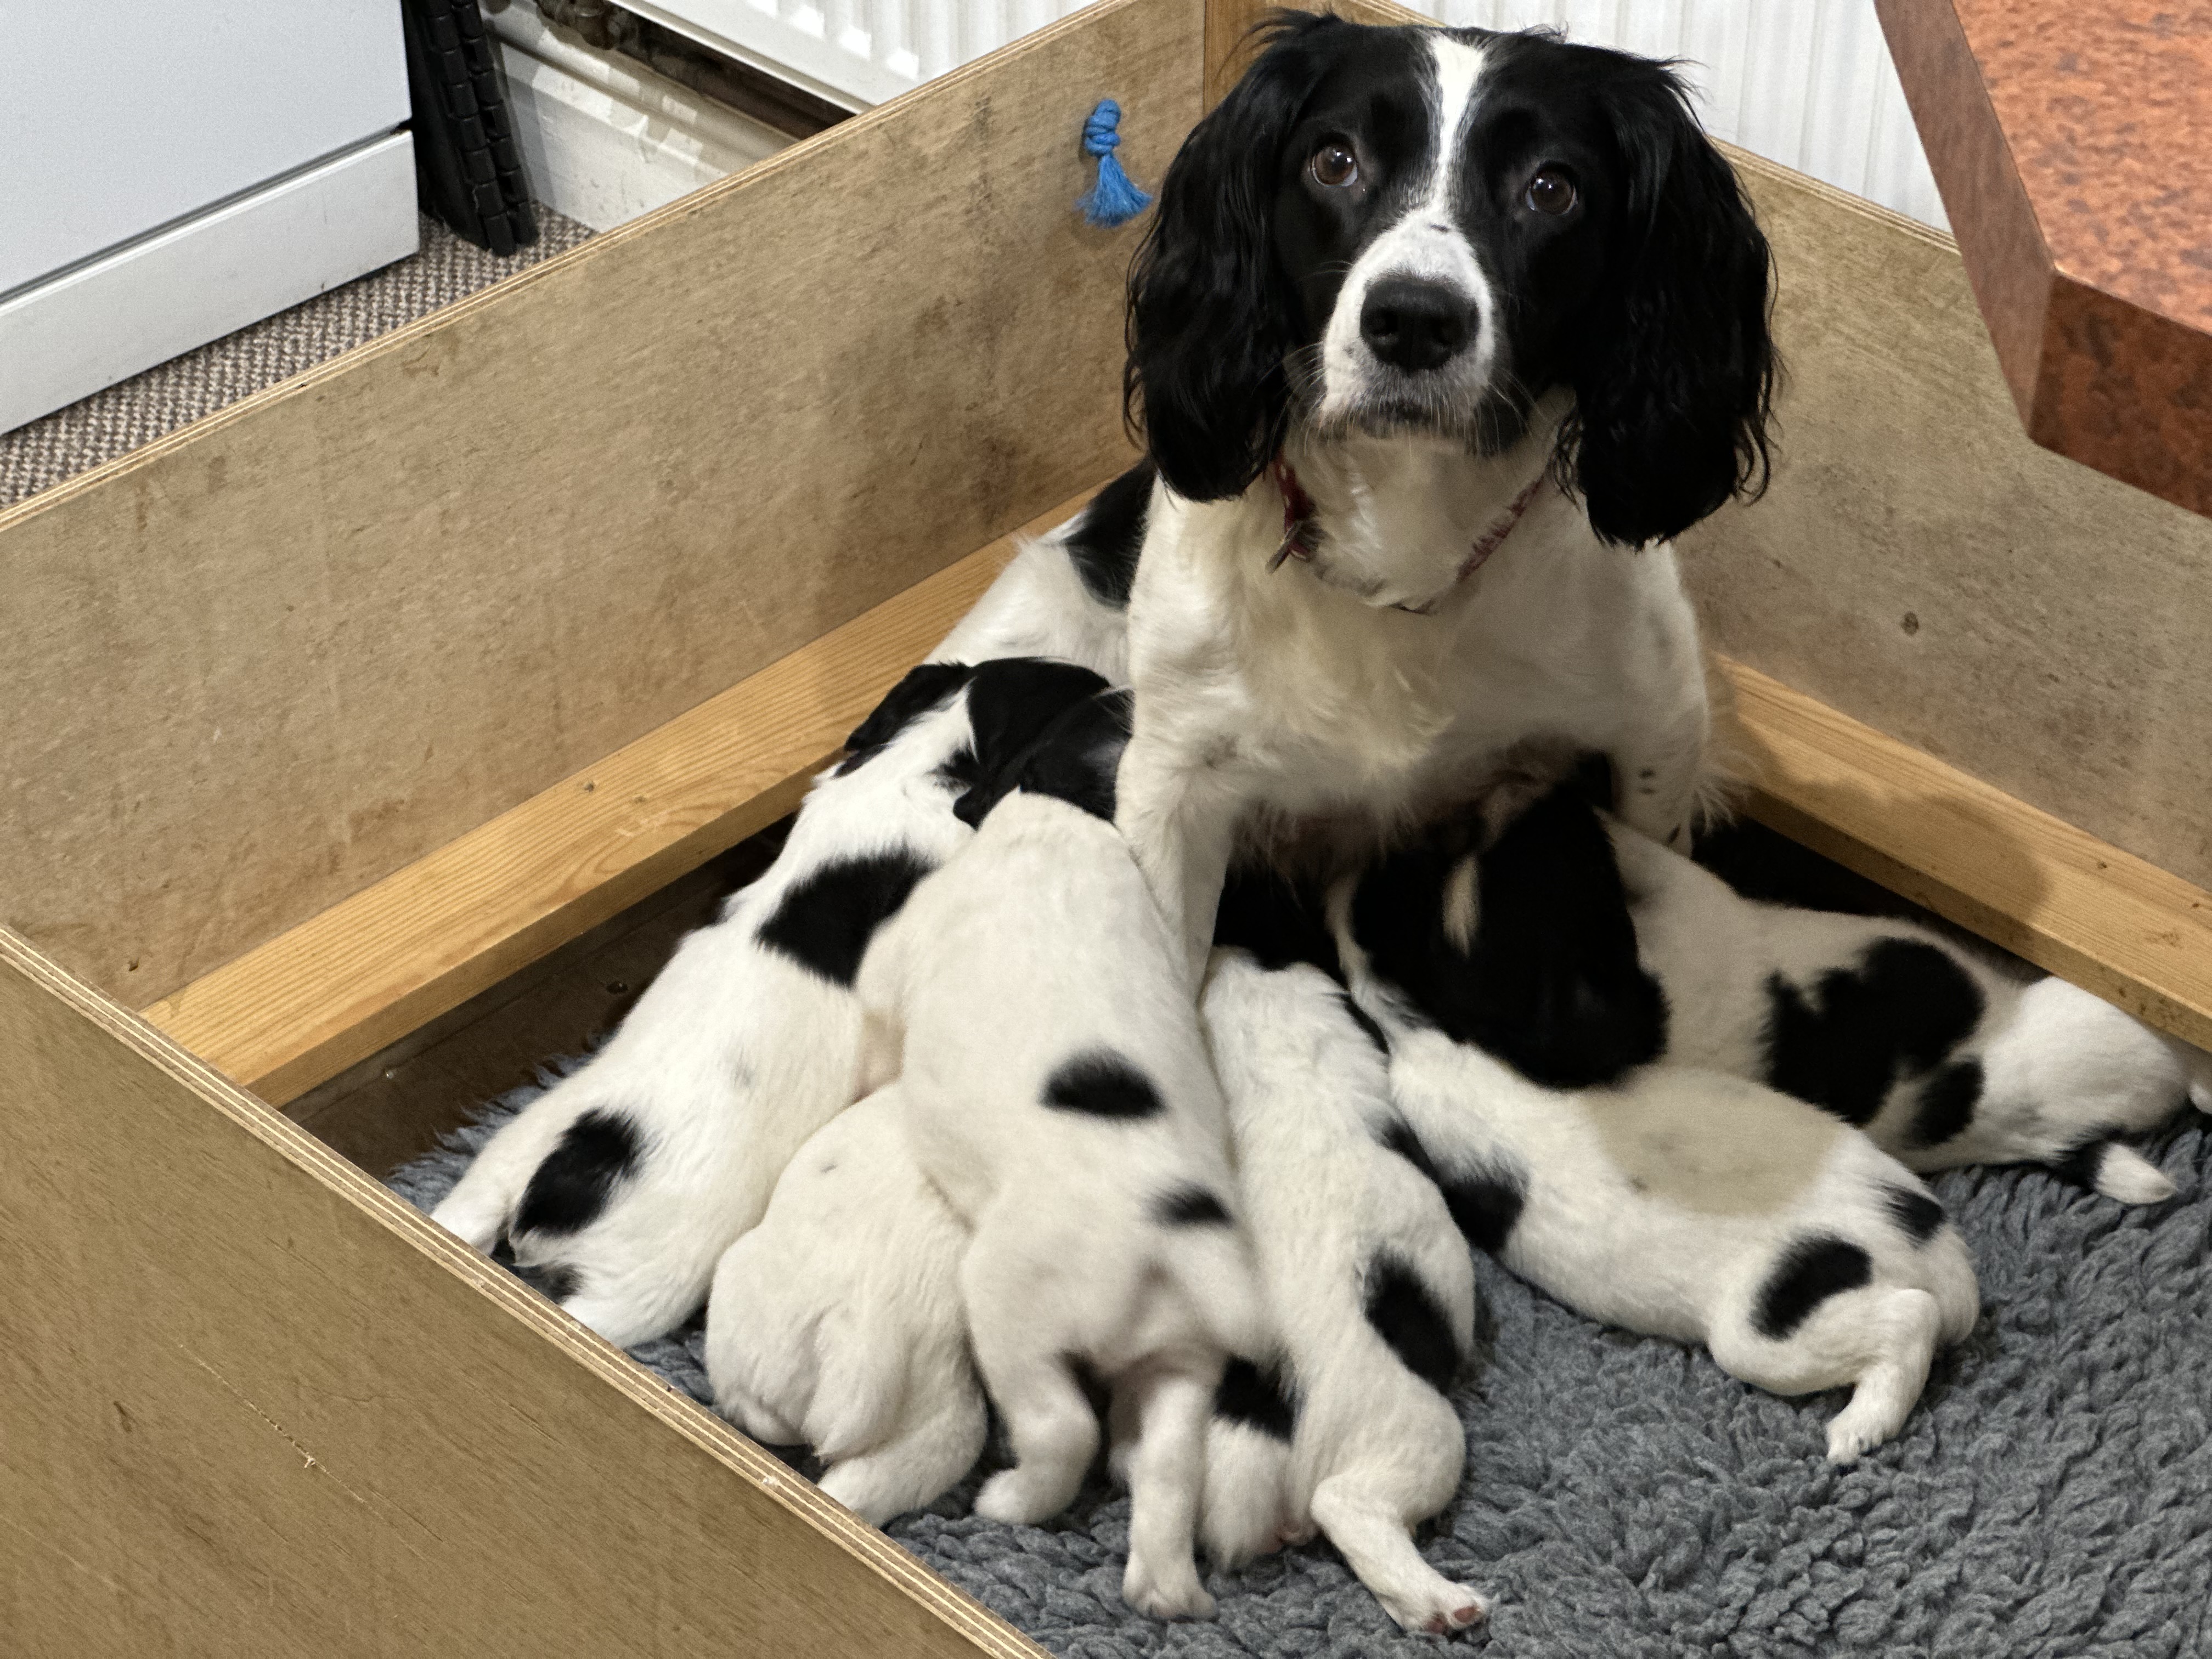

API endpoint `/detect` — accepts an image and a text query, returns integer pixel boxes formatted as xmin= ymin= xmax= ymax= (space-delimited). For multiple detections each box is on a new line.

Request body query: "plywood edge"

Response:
xmin=1720 ymin=657 xmax=2212 ymax=1052
xmin=144 ymin=495 xmax=1092 ymax=1105
xmin=0 ymin=922 xmax=1045 ymax=1658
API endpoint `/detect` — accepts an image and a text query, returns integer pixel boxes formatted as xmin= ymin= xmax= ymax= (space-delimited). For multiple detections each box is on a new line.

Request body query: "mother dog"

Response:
xmin=1112 ymin=13 xmax=1775 ymax=968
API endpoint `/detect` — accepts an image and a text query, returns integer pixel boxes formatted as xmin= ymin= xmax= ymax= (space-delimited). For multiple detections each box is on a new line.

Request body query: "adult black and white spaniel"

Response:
xmin=1111 ymin=14 xmax=1775 ymax=969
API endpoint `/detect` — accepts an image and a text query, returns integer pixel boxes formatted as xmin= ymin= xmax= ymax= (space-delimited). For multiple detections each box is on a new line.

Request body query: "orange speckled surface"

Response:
xmin=1876 ymin=1 xmax=2212 ymax=517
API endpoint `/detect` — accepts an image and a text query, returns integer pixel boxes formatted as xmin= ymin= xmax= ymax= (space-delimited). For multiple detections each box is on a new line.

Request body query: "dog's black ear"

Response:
xmin=960 ymin=658 xmax=1111 ymax=779
xmin=955 ymin=686 xmax=1133 ymax=827
xmin=1464 ymin=783 xmax=1669 ymax=1086
xmin=1351 ymin=787 xmax=1666 ymax=1087
xmin=838 ymin=661 xmax=977 ymax=772
xmin=1559 ymin=59 xmax=1775 ymax=548
xmin=1126 ymin=12 xmax=1346 ymax=502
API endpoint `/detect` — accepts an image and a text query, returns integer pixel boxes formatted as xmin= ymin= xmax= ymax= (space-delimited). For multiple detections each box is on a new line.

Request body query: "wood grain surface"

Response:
xmin=0 ymin=923 xmax=1045 ymax=1658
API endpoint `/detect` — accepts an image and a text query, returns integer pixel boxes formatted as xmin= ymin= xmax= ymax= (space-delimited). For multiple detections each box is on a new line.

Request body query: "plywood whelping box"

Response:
xmin=1 ymin=0 xmax=2207 ymax=1651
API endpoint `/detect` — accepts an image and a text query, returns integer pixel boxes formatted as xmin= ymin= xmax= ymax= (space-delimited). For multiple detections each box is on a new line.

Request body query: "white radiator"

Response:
xmin=633 ymin=0 xmax=1945 ymax=229
xmin=1425 ymin=0 xmax=1946 ymax=229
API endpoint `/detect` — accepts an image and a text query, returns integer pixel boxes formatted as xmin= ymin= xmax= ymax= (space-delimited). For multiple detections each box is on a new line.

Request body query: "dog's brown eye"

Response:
xmin=1312 ymin=143 xmax=1359 ymax=188
xmin=1524 ymin=166 xmax=1577 ymax=215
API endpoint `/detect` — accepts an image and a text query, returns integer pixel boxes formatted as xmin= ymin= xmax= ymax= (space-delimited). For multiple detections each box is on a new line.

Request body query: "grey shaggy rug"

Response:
xmin=391 ymin=1081 xmax=2212 ymax=1658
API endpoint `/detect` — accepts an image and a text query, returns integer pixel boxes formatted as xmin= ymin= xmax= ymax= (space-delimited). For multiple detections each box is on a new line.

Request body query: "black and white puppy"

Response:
xmin=1609 ymin=822 xmax=2212 ymax=1201
xmin=1114 ymin=15 xmax=1774 ymax=970
xmin=432 ymin=655 xmax=1109 ymax=1345
xmin=1336 ymin=785 xmax=1979 ymax=1463
xmin=1198 ymin=948 xmax=1486 ymax=1637
xmin=855 ymin=688 xmax=1266 ymax=1620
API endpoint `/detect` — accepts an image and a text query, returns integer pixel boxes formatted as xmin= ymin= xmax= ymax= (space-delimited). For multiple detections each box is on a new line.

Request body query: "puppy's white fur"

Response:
xmin=431 ymin=523 xmax=1125 ymax=1347
xmin=857 ymin=791 xmax=1265 ymax=1620
xmin=704 ymin=1083 xmax=985 ymax=1524
xmin=1612 ymin=822 xmax=2212 ymax=1201
xmin=1198 ymin=950 xmax=1487 ymax=1637
xmin=1338 ymin=906 xmax=1980 ymax=1464
xmin=1116 ymin=432 xmax=1711 ymax=975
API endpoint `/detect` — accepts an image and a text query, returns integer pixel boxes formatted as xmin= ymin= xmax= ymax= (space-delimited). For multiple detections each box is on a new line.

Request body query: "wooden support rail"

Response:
xmin=1722 ymin=657 xmax=2212 ymax=1053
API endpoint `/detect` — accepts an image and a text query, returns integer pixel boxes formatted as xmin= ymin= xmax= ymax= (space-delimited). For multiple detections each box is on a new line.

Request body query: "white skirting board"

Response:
xmin=489 ymin=6 xmax=793 ymax=233
xmin=0 ymin=132 xmax=419 ymax=436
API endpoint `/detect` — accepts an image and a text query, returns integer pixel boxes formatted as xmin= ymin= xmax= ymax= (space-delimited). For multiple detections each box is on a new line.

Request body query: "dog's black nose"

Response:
xmin=1359 ymin=277 xmax=1475 ymax=373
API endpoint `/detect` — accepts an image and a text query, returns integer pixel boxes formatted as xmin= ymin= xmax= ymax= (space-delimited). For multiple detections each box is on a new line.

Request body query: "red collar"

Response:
xmin=1267 ymin=456 xmax=1548 ymax=614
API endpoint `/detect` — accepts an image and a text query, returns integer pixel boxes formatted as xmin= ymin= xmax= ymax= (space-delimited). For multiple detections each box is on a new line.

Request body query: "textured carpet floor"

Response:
xmin=0 ymin=210 xmax=591 ymax=509
xmin=391 ymin=1077 xmax=2212 ymax=1658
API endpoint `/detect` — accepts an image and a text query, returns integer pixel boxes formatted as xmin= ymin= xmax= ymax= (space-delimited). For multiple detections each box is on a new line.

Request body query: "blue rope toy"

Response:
xmin=1077 ymin=98 xmax=1152 ymax=228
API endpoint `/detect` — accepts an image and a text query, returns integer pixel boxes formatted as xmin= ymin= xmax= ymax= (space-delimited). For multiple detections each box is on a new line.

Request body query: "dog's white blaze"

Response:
xmin=1318 ymin=33 xmax=1500 ymax=420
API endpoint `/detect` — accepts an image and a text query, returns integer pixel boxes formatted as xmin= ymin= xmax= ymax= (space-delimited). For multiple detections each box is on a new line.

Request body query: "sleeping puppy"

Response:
xmin=431 ymin=656 xmax=1108 ymax=1346
xmin=856 ymin=687 xmax=1266 ymax=1620
xmin=1113 ymin=15 xmax=1774 ymax=972
xmin=1609 ymin=822 xmax=2212 ymax=1203
xmin=703 ymin=1082 xmax=985 ymax=1525
xmin=1336 ymin=784 xmax=1979 ymax=1463
xmin=1197 ymin=948 xmax=1486 ymax=1637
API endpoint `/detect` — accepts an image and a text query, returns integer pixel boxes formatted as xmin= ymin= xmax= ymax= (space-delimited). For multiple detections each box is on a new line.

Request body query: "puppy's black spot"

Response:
xmin=1154 ymin=1184 xmax=1232 ymax=1226
xmin=755 ymin=850 xmax=934 ymax=986
xmin=1214 ymin=1356 xmax=1296 ymax=1442
xmin=836 ymin=662 xmax=976 ymax=774
xmin=1762 ymin=940 xmax=1985 ymax=1127
xmin=1362 ymin=1252 xmax=1460 ymax=1395
xmin=960 ymin=688 xmax=1133 ymax=826
xmin=1435 ymin=1159 xmax=1528 ymax=1257
xmin=1375 ymin=1115 xmax=1440 ymax=1182
xmin=1350 ymin=780 xmax=1666 ymax=1088
xmin=2047 ymin=1136 xmax=2115 ymax=1191
xmin=1063 ymin=459 xmax=1154 ymax=608
xmin=1042 ymin=1050 xmax=1164 ymax=1119
xmin=514 ymin=1109 xmax=641 ymax=1238
xmin=512 ymin=1260 xmax=582 ymax=1302
xmin=1211 ymin=866 xmax=1339 ymax=974
xmin=1881 ymin=1184 xmax=1947 ymax=1245
xmin=1335 ymin=989 xmax=1389 ymax=1053
xmin=1753 ymin=1235 xmax=1872 ymax=1340
xmin=1909 ymin=1058 xmax=1983 ymax=1148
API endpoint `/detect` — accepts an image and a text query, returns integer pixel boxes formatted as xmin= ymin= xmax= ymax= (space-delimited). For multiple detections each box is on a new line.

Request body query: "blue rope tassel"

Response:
xmin=1076 ymin=98 xmax=1152 ymax=228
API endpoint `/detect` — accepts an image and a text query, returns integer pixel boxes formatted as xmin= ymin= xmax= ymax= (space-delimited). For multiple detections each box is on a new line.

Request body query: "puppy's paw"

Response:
xmin=2094 ymin=1142 xmax=2180 ymax=1205
xmin=1383 ymin=1579 xmax=1489 ymax=1637
xmin=1825 ymin=1417 xmax=1891 ymax=1464
xmin=1122 ymin=1556 xmax=1216 ymax=1621
xmin=973 ymin=1468 xmax=1064 ymax=1527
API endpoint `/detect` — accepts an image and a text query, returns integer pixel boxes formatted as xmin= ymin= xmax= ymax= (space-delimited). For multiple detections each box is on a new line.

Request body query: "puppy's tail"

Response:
xmin=1200 ymin=1356 xmax=1301 ymax=1568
